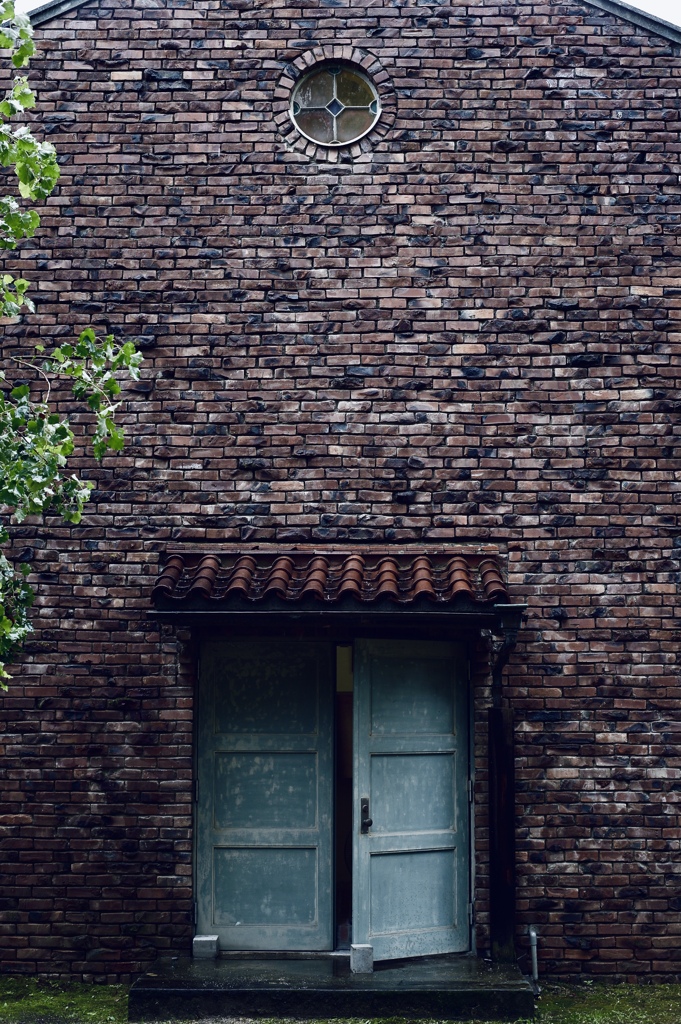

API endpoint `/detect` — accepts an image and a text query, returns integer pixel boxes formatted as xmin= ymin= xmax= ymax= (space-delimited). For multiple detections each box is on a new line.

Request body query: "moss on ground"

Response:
xmin=0 ymin=977 xmax=126 ymax=1024
xmin=537 ymin=983 xmax=681 ymax=1024
xmin=0 ymin=977 xmax=680 ymax=1024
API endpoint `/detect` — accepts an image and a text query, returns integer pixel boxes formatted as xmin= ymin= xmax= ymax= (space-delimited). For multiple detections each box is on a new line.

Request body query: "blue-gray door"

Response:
xmin=197 ymin=640 xmax=334 ymax=951
xmin=353 ymin=639 xmax=470 ymax=961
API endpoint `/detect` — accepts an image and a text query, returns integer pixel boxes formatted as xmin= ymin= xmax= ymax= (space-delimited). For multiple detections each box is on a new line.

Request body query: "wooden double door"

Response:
xmin=196 ymin=638 xmax=470 ymax=961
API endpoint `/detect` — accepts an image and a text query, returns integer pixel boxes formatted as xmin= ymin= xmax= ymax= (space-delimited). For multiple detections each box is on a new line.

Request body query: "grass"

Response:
xmin=0 ymin=978 xmax=126 ymax=1024
xmin=537 ymin=983 xmax=681 ymax=1024
xmin=0 ymin=977 xmax=681 ymax=1024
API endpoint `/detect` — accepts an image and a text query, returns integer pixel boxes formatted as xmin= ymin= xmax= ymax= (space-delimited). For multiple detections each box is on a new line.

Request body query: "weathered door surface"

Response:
xmin=353 ymin=639 xmax=469 ymax=961
xmin=197 ymin=640 xmax=334 ymax=951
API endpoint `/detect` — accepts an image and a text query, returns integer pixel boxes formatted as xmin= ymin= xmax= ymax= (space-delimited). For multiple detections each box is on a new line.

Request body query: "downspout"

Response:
xmin=491 ymin=632 xmax=514 ymax=709
xmin=488 ymin=604 xmax=526 ymax=963
xmin=491 ymin=604 xmax=526 ymax=706
xmin=529 ymin=925 xmax=539 ymax=989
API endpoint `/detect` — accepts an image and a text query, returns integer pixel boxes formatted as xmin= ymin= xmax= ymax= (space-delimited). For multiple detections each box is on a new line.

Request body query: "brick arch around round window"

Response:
xmin=273 ymin=46 xmax=396 ymax=162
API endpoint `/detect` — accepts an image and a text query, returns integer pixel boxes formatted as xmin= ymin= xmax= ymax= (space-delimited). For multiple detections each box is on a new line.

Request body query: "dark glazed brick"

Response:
xmin=0 ymin=0 xmax=680 ymax=984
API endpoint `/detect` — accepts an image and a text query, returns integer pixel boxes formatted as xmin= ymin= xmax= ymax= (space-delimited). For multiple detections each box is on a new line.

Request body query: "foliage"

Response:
xmin=0 ymin=0 xmax=59 ymax=317
xmin=0 ymin=1 xmax=141 ymax=681
xmin=0 ymin=331 xmax=143 ymax=678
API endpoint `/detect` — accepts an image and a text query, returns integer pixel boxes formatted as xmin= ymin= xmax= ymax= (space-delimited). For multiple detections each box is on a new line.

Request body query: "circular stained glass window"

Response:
xmin=290 ymin=64 xmax=381 ymax=147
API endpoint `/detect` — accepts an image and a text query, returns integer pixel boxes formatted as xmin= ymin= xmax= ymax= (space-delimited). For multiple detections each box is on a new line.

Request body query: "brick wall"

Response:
xmin=0 ymin=0 xmax=680 ymax=980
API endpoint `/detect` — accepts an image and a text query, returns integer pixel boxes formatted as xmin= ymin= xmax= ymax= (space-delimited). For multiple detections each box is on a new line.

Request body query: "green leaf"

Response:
xmin=0 ymin=4 xmax=145 ymax=679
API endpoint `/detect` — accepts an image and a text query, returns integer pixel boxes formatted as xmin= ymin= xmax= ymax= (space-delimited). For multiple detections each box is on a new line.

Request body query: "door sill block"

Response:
xmin=220 ymin=950 xmax=350 ymax=961
xmin=129 ymin=953 xmax=535 ymax=1021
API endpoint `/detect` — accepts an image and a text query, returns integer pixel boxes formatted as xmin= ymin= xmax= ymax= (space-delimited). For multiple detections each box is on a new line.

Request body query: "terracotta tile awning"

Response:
xmin=152 ymin=551 xmax=508 ymax=608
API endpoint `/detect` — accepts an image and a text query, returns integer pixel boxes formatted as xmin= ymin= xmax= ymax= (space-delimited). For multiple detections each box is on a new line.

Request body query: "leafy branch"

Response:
xmin=0 ymin=332 xmax=143 ymax=679
xmin=41 ymin=329 xmax=143 ymax=458
xmin=0 ymin=2 xmax=143 ymax=681
xmin=0 ymin=1 xmax=59 ymax=317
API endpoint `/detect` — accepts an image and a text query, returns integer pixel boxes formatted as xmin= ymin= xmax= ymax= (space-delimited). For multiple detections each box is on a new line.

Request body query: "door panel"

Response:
xmin=213 ymin=752 xmax=319 ymax=829
xmin=353 ymin=639 xmax=469 ymax=961
xmin=370 ymin=753 xmax=456 ymax=832
xmin=370 ymin=849 xmax=455 ymax=933
xmin=213 ymin=847 xmax=318 ymax=926
xmin=198 ymin=640 xmax=334 ymax=951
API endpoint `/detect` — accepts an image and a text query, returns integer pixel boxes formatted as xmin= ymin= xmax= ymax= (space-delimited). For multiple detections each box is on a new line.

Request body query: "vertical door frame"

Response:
xmin=192 ymin=640 xmax=201 ymax=936
xmin=467 ymin=650 xmax=477 ymax=954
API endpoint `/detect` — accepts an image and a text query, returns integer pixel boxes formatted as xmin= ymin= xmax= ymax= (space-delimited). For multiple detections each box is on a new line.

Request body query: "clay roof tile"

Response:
xmin=153 ymin=550 xmax=508 ymax=608
xmin=337 ymin=555 xmax=365 ymax=599
xmin=262 ymin=556 xmax=296 ymax=599
xmin=479 ymin=558 xmax=507 ymax=602
xmin=188 ymin=555 xmax=221 ymax=599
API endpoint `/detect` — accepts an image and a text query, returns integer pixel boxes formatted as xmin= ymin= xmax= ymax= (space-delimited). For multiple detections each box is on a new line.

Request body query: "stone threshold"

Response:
xmin=128 ymin=953 xmax=535 ymax=1021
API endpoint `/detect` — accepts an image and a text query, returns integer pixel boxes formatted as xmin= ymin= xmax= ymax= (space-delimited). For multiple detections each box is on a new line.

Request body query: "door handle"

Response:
xmin=360 ymin=797 xmax=373 ymax=834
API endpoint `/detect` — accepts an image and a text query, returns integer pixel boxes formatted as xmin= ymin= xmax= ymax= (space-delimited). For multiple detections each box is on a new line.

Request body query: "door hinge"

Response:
xmin=467 ymin=778 xmax=473 ymax=803
xmin=192 ymin=901 xmax=198 ymax=926
xmin=193 ymin=778 xmax=199 ymax=803
xmin=468 ymin=901 xmax=475 ymax=927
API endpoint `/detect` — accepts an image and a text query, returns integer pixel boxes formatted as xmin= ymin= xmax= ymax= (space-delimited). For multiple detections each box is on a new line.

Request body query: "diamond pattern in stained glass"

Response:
xmin=291 ymin=63 xmax=381 ymax=146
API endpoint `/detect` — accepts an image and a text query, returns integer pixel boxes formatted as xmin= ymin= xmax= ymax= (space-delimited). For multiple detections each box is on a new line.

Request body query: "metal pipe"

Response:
xmin=491 ymin=637 xmax=512 ymax=708
xmin=489 ymin=605 xmax=527 ymax=709
xmin=529 ymin=926 xmax=539 ymax=984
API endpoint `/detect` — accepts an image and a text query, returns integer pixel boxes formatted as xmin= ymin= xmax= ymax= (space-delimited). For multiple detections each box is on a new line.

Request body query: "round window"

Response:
xmin=290 ymin=64 xmax=381 ymax=147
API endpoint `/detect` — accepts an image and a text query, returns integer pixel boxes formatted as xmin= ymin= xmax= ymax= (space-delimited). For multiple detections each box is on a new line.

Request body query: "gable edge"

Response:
xmin=28 ymin=0 xmax=681 ymax=43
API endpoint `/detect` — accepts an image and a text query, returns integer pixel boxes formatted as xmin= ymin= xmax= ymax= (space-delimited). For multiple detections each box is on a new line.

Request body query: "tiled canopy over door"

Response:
xmin=353 ymin=639 xmax=470 ymax=961
xmin=197 ymin=640 xmax=334 ymax=951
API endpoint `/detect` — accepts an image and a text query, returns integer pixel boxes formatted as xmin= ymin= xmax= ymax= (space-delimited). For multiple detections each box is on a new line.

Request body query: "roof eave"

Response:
xmin=152 ymin=598 xmax=528 ymax=635
xmin=29 ymin=0 xmax=681 ymax=45
xmin=578 ymin=0 xmax=681 ymax=44
xmin=30 ymin=0 xmax=93 ymax=27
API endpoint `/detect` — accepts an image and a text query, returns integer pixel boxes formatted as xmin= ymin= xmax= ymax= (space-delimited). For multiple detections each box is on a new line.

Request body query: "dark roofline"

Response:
xmin=30 ymin=0 xmax=91 ymax=26
xmin=28 ymin=0 xmax=681 ymax=45
xmin=578 ymin=0 xmax=681 ymax=44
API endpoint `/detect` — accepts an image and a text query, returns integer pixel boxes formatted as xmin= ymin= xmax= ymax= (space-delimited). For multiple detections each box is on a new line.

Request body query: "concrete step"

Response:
xmin=128 ymin=953 xmax=535 ymax=1021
